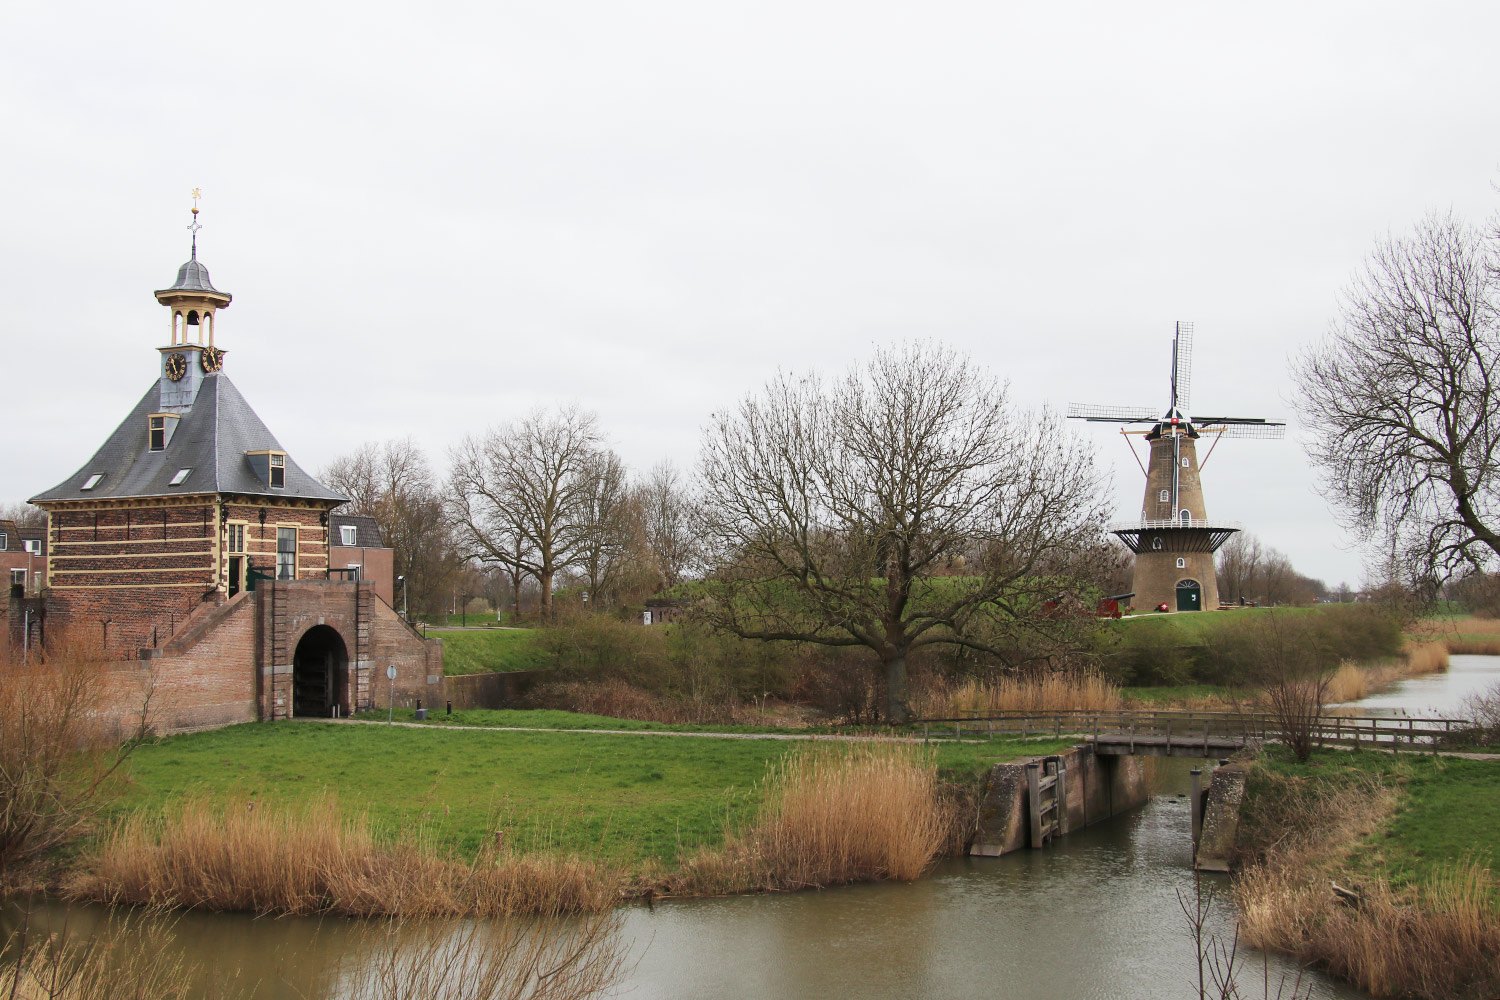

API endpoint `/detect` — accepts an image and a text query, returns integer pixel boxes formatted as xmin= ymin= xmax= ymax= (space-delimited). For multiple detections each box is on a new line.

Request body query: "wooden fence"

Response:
xmin=912 ymin=708 xmax=1470 ymax=752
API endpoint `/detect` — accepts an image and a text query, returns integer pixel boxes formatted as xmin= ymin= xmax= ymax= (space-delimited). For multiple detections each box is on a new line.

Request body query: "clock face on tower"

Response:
xmin=164 ymin=352 xmax=187 ymax=382
xmin=200 ymin=346 xmax=224 ymax=373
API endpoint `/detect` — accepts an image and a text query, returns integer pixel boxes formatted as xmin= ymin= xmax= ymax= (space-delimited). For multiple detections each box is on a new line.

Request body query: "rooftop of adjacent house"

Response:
xmin=329 ymin=514 xmax=386 ymax=548
xmin=30 ymin=374 xmax=345 ymax=505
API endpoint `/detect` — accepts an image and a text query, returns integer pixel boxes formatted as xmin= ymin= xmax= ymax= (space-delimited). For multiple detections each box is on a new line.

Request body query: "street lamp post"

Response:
xmin=397 ymin=575 xmax=407 ymax=622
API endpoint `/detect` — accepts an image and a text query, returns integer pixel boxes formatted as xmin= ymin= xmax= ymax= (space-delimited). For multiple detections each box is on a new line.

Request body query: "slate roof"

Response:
xmin=329 ymin=514 xmax=386 ymax=548
xmin=31 ymin=374 xmax=346 ymax=505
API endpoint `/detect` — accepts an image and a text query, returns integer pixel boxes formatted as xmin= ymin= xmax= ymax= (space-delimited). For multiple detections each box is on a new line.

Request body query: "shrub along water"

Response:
xmin=0 ymin=639 xmax=146 ymax=880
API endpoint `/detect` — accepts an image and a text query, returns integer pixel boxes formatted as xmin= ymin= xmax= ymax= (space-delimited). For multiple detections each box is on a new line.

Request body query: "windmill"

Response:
xmin=1068 ymin=322 xmax=1285 ymax=612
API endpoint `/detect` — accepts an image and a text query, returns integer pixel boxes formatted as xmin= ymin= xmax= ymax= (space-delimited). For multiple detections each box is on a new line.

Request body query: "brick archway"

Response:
xmin=291 ymin=624 xmax=349 ymax=717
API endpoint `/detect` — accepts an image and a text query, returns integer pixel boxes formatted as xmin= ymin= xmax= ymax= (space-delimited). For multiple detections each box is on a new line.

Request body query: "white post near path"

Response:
xmin=386 ymin=664 xmax=396 ymax=725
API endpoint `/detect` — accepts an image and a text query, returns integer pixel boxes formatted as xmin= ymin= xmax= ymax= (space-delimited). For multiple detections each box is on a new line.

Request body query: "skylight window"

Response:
xmin=169 ymin=468 xmax=192 ymax=486
xmin=81 ymin=474 xmax=103 ymax=491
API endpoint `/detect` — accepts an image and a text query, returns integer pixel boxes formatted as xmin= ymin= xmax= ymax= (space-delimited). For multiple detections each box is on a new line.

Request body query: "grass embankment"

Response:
xmin=427 ymin=628 xmax=550 ymax=675
xmin=1414 ymin=614 xmax=1500 ymax=655
xmin=1233 ymin=748 xmax=1500 ymax=999
xmin=64 ymin=719 xmax=1069 ymax=916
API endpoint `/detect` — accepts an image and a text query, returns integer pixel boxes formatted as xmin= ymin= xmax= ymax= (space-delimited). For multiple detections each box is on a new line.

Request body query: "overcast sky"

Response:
xmin=4 ymin=1 xmax=1497 ymax=588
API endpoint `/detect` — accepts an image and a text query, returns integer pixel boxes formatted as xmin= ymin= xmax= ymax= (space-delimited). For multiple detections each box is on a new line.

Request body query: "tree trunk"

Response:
xmin=884 ymin=652 xmax=910 ymax=724
xmin=540 ymin=568 xmax=554 ymax=620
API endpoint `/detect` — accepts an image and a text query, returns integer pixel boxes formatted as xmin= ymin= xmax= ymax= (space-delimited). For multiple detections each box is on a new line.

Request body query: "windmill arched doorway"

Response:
xmin=1176 ymin=579 xmax=1203 ymax=612
xmin=292 ymin=625 xmax=349 ymax=717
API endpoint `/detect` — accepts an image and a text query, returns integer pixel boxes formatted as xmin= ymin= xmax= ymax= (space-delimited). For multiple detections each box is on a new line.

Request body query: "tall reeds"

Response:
xmin=63 ymin=796 xmax=623 ymax=917
xmin=937 ymin=671 xmax=1122 ymax=716
xmin=670 ymin=742 xmax=948 ymax=895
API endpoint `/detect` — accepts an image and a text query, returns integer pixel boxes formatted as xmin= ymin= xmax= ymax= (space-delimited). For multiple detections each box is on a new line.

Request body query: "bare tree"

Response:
xmin=1216 ymin=533 xmax=1263 ymax=605
xmin=1294 ymin=211 xmax=1500 ymax=582
xmin=572 ymin=449 xmax=654 ymax=608
xmin=696 ymin=343 xmax=1111 ymax=722
xmin=447 ymin=406 xmax=614 ymax=616
xmin=321 ymin=438 xmax=460 ymax=617
xmin=636 ymin=460 xmax=699 ymax=589
xmin=0 ymin=503 xmax=46 ymax=528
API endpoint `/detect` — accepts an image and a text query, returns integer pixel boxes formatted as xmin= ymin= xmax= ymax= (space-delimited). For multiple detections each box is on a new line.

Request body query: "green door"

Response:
xmin=1176 ymin=579 xmax=1202 ymax=611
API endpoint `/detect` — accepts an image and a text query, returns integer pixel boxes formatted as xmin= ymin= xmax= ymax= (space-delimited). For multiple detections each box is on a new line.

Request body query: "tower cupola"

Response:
xmin=153 ymin=191 xmax=231 ymax=410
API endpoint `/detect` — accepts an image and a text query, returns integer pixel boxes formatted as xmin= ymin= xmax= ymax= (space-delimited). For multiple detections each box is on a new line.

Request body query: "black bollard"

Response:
xmin=446 ymin=700 xmax=452 ymax=715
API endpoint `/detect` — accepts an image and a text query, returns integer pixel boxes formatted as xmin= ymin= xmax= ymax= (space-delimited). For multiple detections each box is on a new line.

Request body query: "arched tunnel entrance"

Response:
xmin=292 ymin=625 xmax=349 ymax=717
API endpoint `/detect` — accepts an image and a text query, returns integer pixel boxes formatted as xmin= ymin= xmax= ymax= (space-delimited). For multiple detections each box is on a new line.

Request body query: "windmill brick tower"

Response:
xmin=1069 ymin=323 xmax=1284 ymax=612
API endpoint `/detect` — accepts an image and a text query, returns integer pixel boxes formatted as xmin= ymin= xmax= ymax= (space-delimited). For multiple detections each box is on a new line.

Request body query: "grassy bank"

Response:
xmin=105 ymin=719 xmax=1066 ymax=866
xmin=1233 ymin=747 xmax=1500 ymax=998
xmin=60 ymin=721 xmax=1068 ymax=917
xmin=427 ymin=628 xmax=551 ymax=675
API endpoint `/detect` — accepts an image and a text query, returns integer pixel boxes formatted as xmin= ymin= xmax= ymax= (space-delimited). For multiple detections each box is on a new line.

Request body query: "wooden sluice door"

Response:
xmin=1026 ymin=756 xmax=1068 ymax=849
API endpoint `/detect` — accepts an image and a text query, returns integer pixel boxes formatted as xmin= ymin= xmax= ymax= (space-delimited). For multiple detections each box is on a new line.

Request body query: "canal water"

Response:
xmin=1339 ymin=652 xmax=1499 ymax=718
xmin=0 ymin=757 xmax=1370 ymax=1000
xmin=16 ymin=655 xmax=1494 ymax=999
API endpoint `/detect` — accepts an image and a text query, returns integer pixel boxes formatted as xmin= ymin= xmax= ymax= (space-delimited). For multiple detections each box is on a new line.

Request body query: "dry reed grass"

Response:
xmin=667 ymin=742 xmax=948 ymax=895
xmin=1447 ymin=638 xmax=1500 ymax=655
xmin=1237 ymin=859 xmax=1500 ymax=999
xmin=1323 ymin=641 xmax=1449 ymax=705
xmin=937 ymin=671 xmax=1122 ymax=716
xmin=63 ymin=796 xmax=623 ymax=918
xmin=1403 ymin=639 xmax=1451 ymax=674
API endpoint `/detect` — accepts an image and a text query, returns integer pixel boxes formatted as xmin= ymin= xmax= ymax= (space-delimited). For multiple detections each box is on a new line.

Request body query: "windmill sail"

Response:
xmin=1197 ymin=422 xmax=1286 ymax=440
xmin=1066 ymin=403 xmax=1159 ymax=422
xmin=1171 ymin=321 xmax=1194 ymax=411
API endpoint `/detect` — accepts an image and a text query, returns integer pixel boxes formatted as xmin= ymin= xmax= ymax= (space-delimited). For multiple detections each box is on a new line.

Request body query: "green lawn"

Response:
xmin=1253 ymin=748 xmax=1500 ymax=893
xmin=426 ymin=628 xmax=551 ymax=675
xmin=114 ymin=719 xmax=1066 ymax=867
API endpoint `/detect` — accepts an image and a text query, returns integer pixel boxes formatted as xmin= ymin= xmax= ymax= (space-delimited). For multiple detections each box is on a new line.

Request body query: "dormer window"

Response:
xmin=169 ymin=468 xmax=192 ymax=486
xmin=246 ymin=450 xmax=288 ymax=489
xmin=0 ymin=531 xmax=6 ymax=551
xmin=23 ymin=539 xmax=40 ymax=554
xmin=340 ymin=525 xmax=358 ymax=546
xmin=81 ymin=474 xmax=103 ymax=491
xmin=147 ymin=413 xmax=179 ymax=452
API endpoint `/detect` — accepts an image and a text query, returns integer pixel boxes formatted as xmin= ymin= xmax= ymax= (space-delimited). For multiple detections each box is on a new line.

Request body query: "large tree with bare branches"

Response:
xmin=448 ymin=406 xmax=621 ymax=615
xmin=1294 ymin=211 xmax=1500 ymax=581
xmin=696 ymin=343 xmax=1111 ymax=722
xmin=321 ymin=438 xmax=459 ymax=616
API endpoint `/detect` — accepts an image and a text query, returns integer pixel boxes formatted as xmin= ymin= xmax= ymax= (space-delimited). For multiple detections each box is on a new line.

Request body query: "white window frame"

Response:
xmin=1177 ymin=557 xmax=1186 ymax=569
xmin=0 ymin=531 xmax=7 ymax=551
xmin=276 ymin=525 xmax=298 ymax=580
xmin=81 ymin=474 xmax=102 ymax=490
xmin=23 ymin=538 xmax=40 ymax=554
xmin=340 ymin=525 xmax=358 ymax=546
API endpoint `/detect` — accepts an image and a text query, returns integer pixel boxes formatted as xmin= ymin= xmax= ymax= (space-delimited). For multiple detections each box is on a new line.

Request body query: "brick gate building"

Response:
xmin=7 ymin=212 xmax=441 ymax=733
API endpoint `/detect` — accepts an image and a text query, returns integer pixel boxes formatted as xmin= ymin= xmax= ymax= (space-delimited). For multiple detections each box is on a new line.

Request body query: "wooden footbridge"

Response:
xmin=916 ymin=708 xmax=1468 ymax=756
